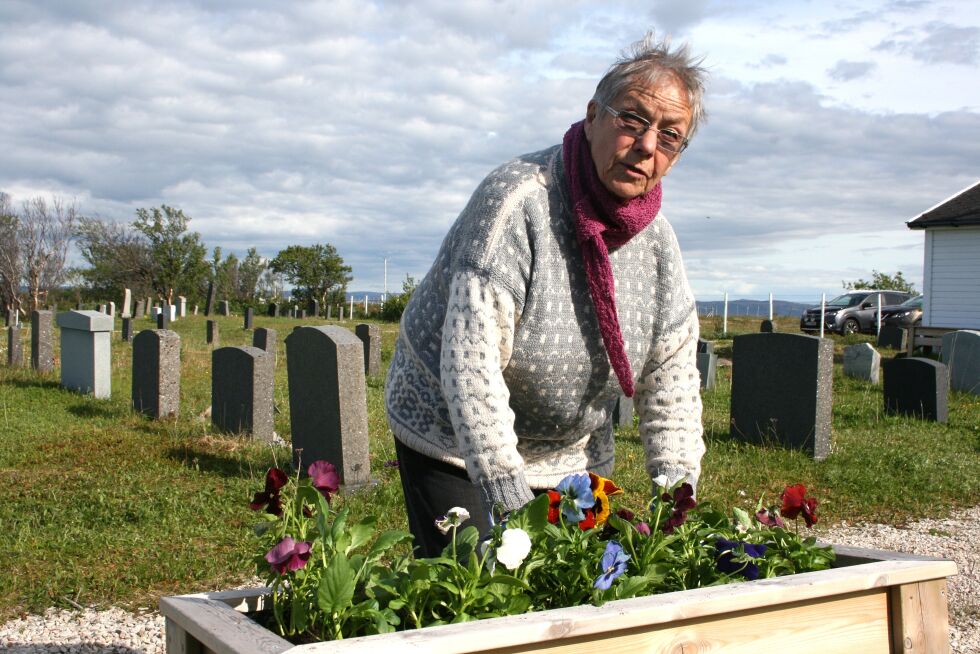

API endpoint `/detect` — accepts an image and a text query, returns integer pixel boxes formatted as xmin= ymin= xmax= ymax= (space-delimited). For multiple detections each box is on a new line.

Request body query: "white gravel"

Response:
xmin=2 ymin=507 xmax=977 ymax=654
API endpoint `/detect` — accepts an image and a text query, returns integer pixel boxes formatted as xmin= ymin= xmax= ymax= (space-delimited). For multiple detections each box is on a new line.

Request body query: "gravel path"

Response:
xmin=2 ymin=506 xmax=977 ymax=654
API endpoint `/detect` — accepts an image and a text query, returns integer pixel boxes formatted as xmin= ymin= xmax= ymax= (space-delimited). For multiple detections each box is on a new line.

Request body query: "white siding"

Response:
xmin=922 ymin=227 xmax=980 ymax=329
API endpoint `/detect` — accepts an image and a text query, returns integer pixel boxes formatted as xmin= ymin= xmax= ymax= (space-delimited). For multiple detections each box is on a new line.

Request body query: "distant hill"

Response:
xmin=696 ymin=299 xmax=814 ymax=318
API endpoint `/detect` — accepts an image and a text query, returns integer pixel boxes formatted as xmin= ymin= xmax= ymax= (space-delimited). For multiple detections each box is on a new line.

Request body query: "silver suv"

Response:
xmin=800 ymin=290 xmax=915 ymax=335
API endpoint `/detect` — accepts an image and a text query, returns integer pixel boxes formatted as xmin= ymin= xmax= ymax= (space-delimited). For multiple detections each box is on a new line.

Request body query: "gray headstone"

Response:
xmin=134 ymin=299 xmax=145 ymax=319
xmin=326 ymin=305 xmax=332 ymax=320
xmin=56 ymin=310 xmax=113 ymax=398
xmin=268 ymin=303 xmax=278 ymax=318
xmin=30 ymin=310 xmax=54 ymax=372
xmin=310 ymin=299 xmax=319 ymax=318
xmin=252 ymin=327 xmax=278 ymax=368
xmin=354 ymin=323 xmax=381 ymax=376
xmin=285 ymin=326 xmax=370 ymax=487
xmin=612 ymin=394 xmax=633 ymax=428
xmin=121 ymin=288 xmax=132 ymax=318
xmin=132 ymin=329 xmax=181 ymax=419
xmin=177 ymin=296 xmax=187 ymax=318
xmin=760 ymin=319 xmax=774 ymax=333
xmin=207 ymin=320 xmax=220 ymax=346
xmin=121 ymin=317 xmax=134 ymax=342
xmin=877 ymin=326 xmax=908 ymax=350
xmin=843 ymin=342 xmax=881 ymax=384
xmin=108 ymin=301 xmax=116 ymax=317
xmin=204 ymin=282 xmax=217 ymax=316
xmin=882 ymin=357 xmax=949 ymax=422
xmin=157 ymin=304 xmax=171 ymax=329
xmin=696 ymin=351 xmax=717 ymax=390
xmin=300 ymin=309 xmax=307 ymax=319
xmin=941 ymin=330 xmax=980 ymax=395
xmin=211 ymin=346 xmax=274 ymax=440
xmin=244 ymin=307 xmax=254 ymax=330
xmin=696 ymin=338 xmax=714 ymax=355
xmin=340 ymin=306 xmax=345 ymax=320
xmin=97 ymin=304 xmax=107 ymax=314
xmin=730 ymin=333 xmax=832 ymax=460
xmin=6 ymin=326 xmax=24 ymax=367
xmin=219 ymin=300 xmax=230 ymax=317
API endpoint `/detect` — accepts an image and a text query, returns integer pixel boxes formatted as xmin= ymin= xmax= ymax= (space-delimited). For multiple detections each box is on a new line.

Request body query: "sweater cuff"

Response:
xmin=478 ymin=471 xmax=536 ymax=516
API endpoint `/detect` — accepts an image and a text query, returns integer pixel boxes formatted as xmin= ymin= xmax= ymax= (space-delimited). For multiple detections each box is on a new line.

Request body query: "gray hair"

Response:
xmin=592 ymin=32 xmax=708 ymax=139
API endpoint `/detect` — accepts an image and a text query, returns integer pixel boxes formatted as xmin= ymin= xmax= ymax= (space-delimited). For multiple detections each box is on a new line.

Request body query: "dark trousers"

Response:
xmin=394 ymin=438 xmax=494 ymax=558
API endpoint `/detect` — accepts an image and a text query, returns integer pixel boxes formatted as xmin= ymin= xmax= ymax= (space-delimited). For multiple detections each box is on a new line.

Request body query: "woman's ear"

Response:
xmin=584 ymin=101 xmax=598 ymax=140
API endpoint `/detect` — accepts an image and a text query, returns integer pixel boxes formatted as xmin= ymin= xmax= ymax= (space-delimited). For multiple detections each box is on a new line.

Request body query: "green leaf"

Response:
xmin=290 ymin=592 xmax=309 ymax=633
xmin=317 ymin=553 xmax=356 ymax=614
xmin=347 ymin=516 xmax=377 ymax=554
xmin=369 ymin=530 xmax=414 ymax=558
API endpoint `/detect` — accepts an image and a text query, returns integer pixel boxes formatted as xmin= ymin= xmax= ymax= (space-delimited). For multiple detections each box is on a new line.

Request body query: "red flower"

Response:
xmin=615 ymin=508 xmax=635 ymax=522
xmin=661 ymin=482 xmax=697 ymax=534
xmin=546 ymin=490 xmax=562 ymax=524
xmin=249 ymin=467 xmax=289 ymax=516
xmin=781 ymin=484 xmax=818 ymax=527
xmin=578 ymin=509 xmax=596 ymax=531
xmin=308 ymin=460 xmax=340 ymax=502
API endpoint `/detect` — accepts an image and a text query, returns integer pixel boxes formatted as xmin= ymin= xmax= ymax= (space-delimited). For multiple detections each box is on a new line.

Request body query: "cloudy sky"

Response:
xmin=1 ymin=0 xmax=977 ymax=302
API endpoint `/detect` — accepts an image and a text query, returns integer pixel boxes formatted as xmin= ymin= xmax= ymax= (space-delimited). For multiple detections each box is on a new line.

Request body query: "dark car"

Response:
xmin=879 ymin=294 xmax=924 ymax=329
xmin=800 ymin=290 xmax=915 ymax=335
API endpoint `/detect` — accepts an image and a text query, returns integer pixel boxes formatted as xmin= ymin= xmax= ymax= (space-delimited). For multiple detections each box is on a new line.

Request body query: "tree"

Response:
xmin=269 ymin=244 xmax=353 ymax=308
xmin=380 ymin=274 xmax=417 ymax=322
xmin=237 ymin=247 xmax=266 ymax=302
xmin=74 ymin=215 xmax=155 ymax=301
xmin=0 ymin=193 xmax=21 ymax=315
xmin=211 ymin=247 xmax=241 ymax=304
xmin=132 ymin=205 xmax=209 ymax=302
xmin=843 ymin=270 xmax=916 ymax=294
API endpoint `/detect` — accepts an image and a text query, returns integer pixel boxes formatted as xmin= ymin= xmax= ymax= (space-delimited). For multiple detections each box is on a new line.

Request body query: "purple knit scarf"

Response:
xmin=562 ymin=120 xmax=662 ymax=397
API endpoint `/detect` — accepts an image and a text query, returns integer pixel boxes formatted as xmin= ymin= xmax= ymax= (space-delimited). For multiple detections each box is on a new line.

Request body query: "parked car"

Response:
xmin=879 ymin=294 xmax=924 ymax=329
xmin=800 ymin=290 xmax=915 ymax=335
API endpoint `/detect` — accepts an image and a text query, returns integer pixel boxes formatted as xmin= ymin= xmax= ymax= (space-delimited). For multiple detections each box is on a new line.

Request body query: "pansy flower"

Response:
xmin=434 ymin=506 xmax=471 ymax=535
xmin=780 ymin=484 xmax=818 ymax=527
xmin=308 ymin=460 xmax=340 ymax=502
xmin=594 ymin=541 xmax=630 ymax=590
xmin=755 ymin=507 xmax=785 ymax=528
xmin=661 ymin=482 xmax=697 ymax=534
xmin=495 ymin=528 xmax=532 ymax=570
xmin=715 ymin=538 xmax=768 ymax=580
xmin=249 ymin=467 xmax=289 ymax=516
xmin=265 ymin=537 xmax=312 ymax=574
xmin=554 ymin=474 xmax=594 ymax=524
xmin=588 ymin=472 xmax=624 ymax=526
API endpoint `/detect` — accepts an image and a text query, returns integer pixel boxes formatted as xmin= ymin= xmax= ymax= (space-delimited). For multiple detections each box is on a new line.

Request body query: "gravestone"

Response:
xmin=121 ymin=288 xmax=132 ymax=318
xmin=729 ymin=332 xmax=832 ymax=460
xmin=6 ymin=326 xmax=24 ymax=367
xmin=5 ymin=309 xmax=16 ymax=327
xmin=157 ymin=305 xmax=171 ymax=329
xmin=74 ymin=301 xmax=82 ymax=310
xmin=877 ymin=325 xmax=907 ymax=350
xmin=97 ymin=304 xmax=106 ymax=314
xmin=243 ymin=307 xmax=254 ymax=330
xmin=204 ymin=282 xmax=217 ymax=316
xmin=219 ymin=300 xmax=230 ymax=317
xmin=300 ymin=309 xmax=307 ymax=319
xmin=177 ymin=296 xmax=187 ymax=318
xmin=169 ymin=304 xmax=176 ymax=323
xmin=285 ymin=326 xmax=370 ymax=487
xmin=339 ymin=306 xmax=344 ymax=321
xmin=326 ymin=305 xmax=332 ymax=320
xmin=696 ymin=351 xmax=717 ymax=390
xmin=121 ymin=317 xmax=134 ymax=343
xmin=108 ymin=301 xmax=116 ymax=317
xmin=941 ymin=330 xmax=980 ymax=395
xmin=145 ymin=297 xmax=152 ymax=317
xmin=842 ymin=342 xmax=880 ymax=384
xmin=882 ymin=357 xmax=948 ymax=422
xmin=31 ymin=310 xmax=54 ymax=372
xmin=56 ymin=310 xmax=113 ymax=398
xmin=760 ymin=319 xmax=774 ymax=333
xmin=212 ymin=346 xmax=274 ymax=440
xmin=132 ymin=329 xmax=181 ymax=419
xmin=309 ymin=299 xmax=319 ymax=318
xmin=207 ymin=320 xmax=220 ymax=346
xmin=268 ymin=303 xmax=278 ymax=318
xmin=354 ymin=323 xmax=381 ymax=376
xmin=134 ymin=299 xmax=145 ymax=319
xmin=612 ymin=394 xmax=633 ymax=428
xmin=697 ymin=338 xmax=714 ymax=354
xmin=252 ymin=327 xmax=277 ymax=367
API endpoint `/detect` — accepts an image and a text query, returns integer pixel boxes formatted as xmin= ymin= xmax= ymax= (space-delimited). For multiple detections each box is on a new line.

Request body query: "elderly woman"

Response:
xmin=385 ymin=33 xmax=706 ymax=555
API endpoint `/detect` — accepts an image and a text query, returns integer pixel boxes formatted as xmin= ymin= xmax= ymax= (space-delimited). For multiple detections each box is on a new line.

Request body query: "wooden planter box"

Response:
xmin=161 ymin=545 xmax=956 ymax=654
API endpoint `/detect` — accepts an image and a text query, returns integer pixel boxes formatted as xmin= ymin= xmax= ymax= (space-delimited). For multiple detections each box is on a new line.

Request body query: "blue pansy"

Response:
xmin=594 ymin=540 xmax=630 ymax=590
xmin=715 ymin=538 xmax=768 ymax=580
xmin=555 ymin=473 xmax=594 ymax=523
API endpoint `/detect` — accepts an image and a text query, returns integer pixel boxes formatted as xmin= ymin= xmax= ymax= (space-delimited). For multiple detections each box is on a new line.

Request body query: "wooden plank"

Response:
xmin=889 ymin=579 xmax=950 ymax=654
xmin=165 ymin=620 xmax=203 ymax=654
xmin=160 ymin=596 xmax=293 ymax=654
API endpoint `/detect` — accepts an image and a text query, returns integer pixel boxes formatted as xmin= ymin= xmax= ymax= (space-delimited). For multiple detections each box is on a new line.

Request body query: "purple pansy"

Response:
xmin=755 ymin=507 xmax=785 ymax=528
xmin=307 ymin=460 xmax=340 ymax=502
xmin=265 ymin=537 xmax=312 ymax=574
xmin=635 ymin=522 xmax=651 ymax=536
xmin=715 ymin=538 xmax=768 ymax=580
xmin=555 ymin=473 xmax=594 ymax=523
xmin=661 ymin=482 xmax=697 ymax=534
xmin=594 ymin=540 xmax=630 ymax=590
xmin=249 ymin=467 xmax=289 ymax=516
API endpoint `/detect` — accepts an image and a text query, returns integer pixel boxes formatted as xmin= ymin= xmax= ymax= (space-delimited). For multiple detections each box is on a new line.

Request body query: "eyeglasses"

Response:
xmin=601 ymin=105 xmax=689 ymax=155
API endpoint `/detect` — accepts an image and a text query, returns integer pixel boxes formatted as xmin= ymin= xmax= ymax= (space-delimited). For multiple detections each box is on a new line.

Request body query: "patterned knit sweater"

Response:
xmin=385 ymin=144 xmax=704 ymax=514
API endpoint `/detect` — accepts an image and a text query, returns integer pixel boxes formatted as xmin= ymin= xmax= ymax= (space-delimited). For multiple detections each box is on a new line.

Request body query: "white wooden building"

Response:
xmin=906 ymin=180 xmax=980 ymax=330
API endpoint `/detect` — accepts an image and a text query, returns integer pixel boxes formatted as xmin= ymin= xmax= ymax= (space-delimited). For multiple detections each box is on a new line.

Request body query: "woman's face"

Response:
xmin=584 ymin=75 xmax=692 ymax=200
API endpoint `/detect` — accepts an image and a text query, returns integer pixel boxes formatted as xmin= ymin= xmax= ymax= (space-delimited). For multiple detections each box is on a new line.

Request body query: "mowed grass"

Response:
xmin=0 ymin=313 xmax=977 ymax=620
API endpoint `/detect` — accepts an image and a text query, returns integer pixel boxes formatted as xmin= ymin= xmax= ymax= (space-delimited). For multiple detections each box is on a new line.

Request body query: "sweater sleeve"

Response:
xmin=440 ymin=270 xmax=536 ymax=514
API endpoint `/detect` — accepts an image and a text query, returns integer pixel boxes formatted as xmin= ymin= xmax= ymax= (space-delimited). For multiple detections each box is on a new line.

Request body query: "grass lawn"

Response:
xmin=0 ymin=313 xmax=976 ymax=621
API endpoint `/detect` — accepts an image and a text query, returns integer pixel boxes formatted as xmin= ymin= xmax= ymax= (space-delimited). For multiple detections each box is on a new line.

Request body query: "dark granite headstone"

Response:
xmin=612 ymin=394 xmax=634 ymax=428
xmin=268 ymin=303 xmax=278 ymax=318
xmin=760 ymin=319 xmax=774 ymax=333
xmin=941 ymin=330 xmax=980 ymax=395
xmin=6 ymin=326 xmax=24 ymax=367
xmin=121 ymin=317 xmax=134 ymax=342
xmin=244 ymin=307 xmax=254 ymax=330
xmin=309 ymin=299 xmax=319 ymax=318
xmin=882 ymin=357 xmax=948 ymax=422
xmin=204 ymin=282 xmax=216 ymax=316
xmin=354 ymin=323 xmax=381 ymax=376
xmin=843 ymin=342 xmax=880 ymax=384
xmin=211 ymin=346 xmax=274 ymax=440
xmin=730 ymin=332 xmax=832 ymax=459
xmin=132 ymin=329 xmax=181 ymax=419
xmin=252 ymin=327 xmax=278 ymax=368
xmin=31 ymin=310 xmax=54 ymax=372
xmin=696 ymin=338 xmax=714 ymax=355
xmin=285 ymin=326 xmax=370 ymax=487
xmin=877 ymin=326 xmax=908 ymax=350
xmin=157 ymin=304 xmax=171 ymax=329
xmin=207 ymin=319 xmax=219 ymax=346
xmin=696 ymin=351 xmax=717 ymax=390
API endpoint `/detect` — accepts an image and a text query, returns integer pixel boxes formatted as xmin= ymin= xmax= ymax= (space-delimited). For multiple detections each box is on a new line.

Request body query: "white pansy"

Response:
xmin=434 ymin=506 xmax=471 ymax=534
xmin=652 ymin=475 xmax=669 ymax=490
xmin=495 ymin=528 xmax=532 ymax=570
